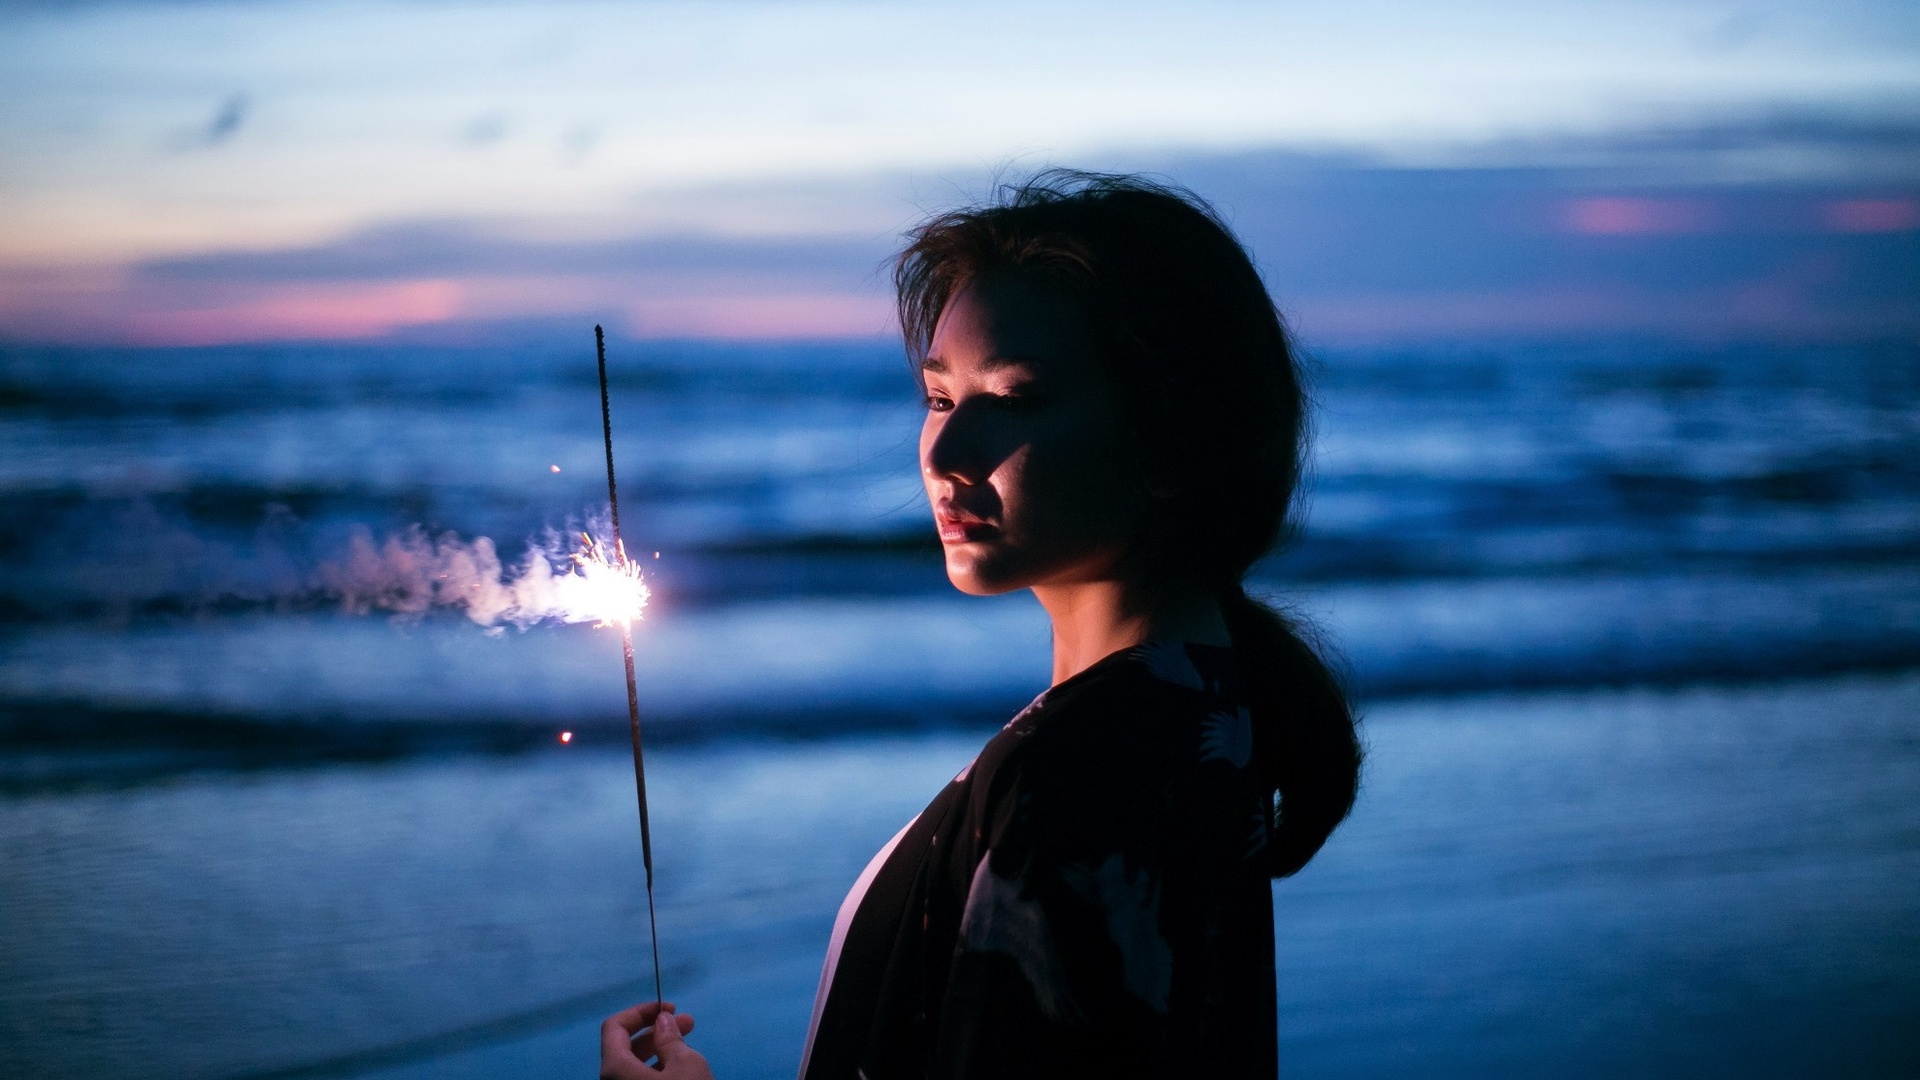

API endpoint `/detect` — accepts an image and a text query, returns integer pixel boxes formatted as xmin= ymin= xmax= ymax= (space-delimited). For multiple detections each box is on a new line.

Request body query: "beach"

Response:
xmin=4 ymin=672 xmax=1916 ymax=1078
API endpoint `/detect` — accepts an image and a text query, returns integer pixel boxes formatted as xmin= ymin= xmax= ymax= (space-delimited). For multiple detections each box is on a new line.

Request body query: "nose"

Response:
xmin=921 ymin=398 xmax=997 ymax=486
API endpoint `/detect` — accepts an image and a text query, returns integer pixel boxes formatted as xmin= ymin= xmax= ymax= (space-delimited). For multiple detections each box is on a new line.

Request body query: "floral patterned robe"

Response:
xmin=800 ymin=640 xmax=1278 ymax=1078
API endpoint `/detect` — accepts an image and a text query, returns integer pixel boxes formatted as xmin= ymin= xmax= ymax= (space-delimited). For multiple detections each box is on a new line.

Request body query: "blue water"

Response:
xmin=1 ymin=338 xmax=1918 ymax=1076
xmin=2 ymin=338 xmax=1916 ymax=748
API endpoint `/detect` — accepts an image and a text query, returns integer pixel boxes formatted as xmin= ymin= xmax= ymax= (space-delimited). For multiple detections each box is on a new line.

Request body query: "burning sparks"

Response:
xmin=563 ymin=533 xmax=652 ymax=629
xmin=559 ymin=730 xmax=574 ymax=744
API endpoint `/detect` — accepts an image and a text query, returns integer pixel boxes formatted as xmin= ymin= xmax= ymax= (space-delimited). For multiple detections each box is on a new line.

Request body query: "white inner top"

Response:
xmin=795 ymin=813 xmax=919 ymax=1079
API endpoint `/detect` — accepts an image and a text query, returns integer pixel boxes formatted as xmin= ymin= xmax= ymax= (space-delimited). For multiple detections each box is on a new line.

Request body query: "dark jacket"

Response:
xmin=801 ymin=640 xmax=1278 ymax=1079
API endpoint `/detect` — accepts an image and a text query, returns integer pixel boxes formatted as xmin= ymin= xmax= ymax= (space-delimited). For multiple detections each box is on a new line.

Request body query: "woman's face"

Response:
xmin=918 ymin=273 xmax=1144 ymax=596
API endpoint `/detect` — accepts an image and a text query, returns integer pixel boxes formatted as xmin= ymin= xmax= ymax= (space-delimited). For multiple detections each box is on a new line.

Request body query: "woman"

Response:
xmin=603 ymin=172 xmax=1362 ymax=1079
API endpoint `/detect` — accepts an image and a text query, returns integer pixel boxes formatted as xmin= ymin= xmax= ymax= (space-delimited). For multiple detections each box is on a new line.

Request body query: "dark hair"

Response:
xmin=895 ymin=169 xmax=1361 ymax=877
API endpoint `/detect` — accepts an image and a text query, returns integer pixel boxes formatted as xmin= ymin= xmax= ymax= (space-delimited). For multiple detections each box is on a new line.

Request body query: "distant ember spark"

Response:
xmin=551 ymin=464 xmax=562 ymax=473
xmin=559 ymin=730 xmax=574 ymax=744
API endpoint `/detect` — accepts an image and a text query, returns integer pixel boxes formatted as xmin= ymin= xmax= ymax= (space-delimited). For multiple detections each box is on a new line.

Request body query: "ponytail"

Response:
xmin=1219 ymin=586 xmax=1361 ymax=879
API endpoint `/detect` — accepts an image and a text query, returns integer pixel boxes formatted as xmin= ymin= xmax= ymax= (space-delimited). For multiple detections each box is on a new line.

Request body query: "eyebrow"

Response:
xmin=919 ymin=354 xmax=1039 ymax=375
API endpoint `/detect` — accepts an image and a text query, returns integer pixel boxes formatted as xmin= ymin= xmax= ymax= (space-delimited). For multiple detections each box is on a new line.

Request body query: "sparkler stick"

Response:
xmin=596 ymin=323 xmax=663 ymax=1009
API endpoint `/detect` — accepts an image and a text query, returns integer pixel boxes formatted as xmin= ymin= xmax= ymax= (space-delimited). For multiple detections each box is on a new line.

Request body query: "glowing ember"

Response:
xmin=559 ymin=532 xmax=651 ymax=629
xmin=559 ymin=730 xmax=574 ymax=744
xmin=550 ymin=464 xmax=562 ymax=473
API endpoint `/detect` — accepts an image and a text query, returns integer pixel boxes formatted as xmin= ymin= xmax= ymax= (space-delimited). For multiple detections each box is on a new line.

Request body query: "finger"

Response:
xmin=651 ymin=1007 xmax=698 ymax=1064
xmin=625 ymin=1010 xmax=696 ymax=1062
xmin=605 ymin=1000 xmax=679 ymax=1038
xmin=601 ymin=1014 xmax=645 ymax=1069
xmin=603 ymin=1001 xmax=681 ymax=1069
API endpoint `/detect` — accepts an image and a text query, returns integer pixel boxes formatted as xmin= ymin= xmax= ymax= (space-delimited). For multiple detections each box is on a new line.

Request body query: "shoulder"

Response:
xmin=966 ymin=641 xmax=1256 ymax=850
xmin=1019 ymin=640 xmax=1249 ymax=775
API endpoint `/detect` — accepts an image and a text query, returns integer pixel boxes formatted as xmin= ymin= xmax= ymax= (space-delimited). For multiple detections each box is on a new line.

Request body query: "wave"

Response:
xmin=3 ymin=338 xmax=1916 ymax=759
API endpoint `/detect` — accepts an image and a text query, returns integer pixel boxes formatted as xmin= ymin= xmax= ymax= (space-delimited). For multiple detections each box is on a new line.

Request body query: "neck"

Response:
xmin=1032 ymin=578 xmax=1232 ymax=685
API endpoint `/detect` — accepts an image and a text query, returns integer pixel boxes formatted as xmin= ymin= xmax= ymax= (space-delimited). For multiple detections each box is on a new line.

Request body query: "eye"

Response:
xmin=923 ymin=394 xmax=953 ymax=413
xmin=993 ymin=389 xmax=1045 ymax=412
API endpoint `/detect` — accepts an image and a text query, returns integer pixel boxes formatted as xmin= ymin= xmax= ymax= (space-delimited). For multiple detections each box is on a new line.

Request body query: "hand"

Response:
xmin=600 ymin=1000 xmax=713 ymax=1080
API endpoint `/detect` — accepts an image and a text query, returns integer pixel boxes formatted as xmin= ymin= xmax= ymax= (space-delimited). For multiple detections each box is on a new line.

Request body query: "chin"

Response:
xmin=942 ymin=546 xmax=1027 ymax=596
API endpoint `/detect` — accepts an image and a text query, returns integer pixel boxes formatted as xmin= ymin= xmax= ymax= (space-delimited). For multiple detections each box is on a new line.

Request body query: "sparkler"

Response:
xmin=596 ymin=323 xmax=664 ymax=1009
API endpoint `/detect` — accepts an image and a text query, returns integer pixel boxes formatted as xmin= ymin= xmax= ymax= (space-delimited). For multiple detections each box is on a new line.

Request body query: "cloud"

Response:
xmin=125 ymin=279 xmax=462 ymax=346
xmin=132 ymin=225 xmax=890 ymax=286
xmin=106 ymin=225 xmax=900 ymax=341
xmin=462 ymin=112 xmax=506 ymax=146
xmin=6 ymin=0 xmax=1917 ymax=274
xmin=157 ymin=90 xmax=250 ymax=152
xmin=1561 ymin=197 xmax=1718 ymax=236
xmin=5 ymin=119 xmax=1917 ymax=346
xmin=204 ymin=92 xmax=246 ymax=145
xmin=1824 ymin=198 xmax=1920 ymax=232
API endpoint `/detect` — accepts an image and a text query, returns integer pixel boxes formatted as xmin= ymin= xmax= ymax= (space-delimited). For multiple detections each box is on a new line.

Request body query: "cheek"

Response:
xmin=917 ymin=414 xmax=939 ymax=490
xmin=1001 ymin=416 xmax=1136 ymax=538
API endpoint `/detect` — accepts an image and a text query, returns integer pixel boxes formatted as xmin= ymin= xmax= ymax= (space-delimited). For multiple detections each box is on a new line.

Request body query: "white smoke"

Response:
xmin=317 ymin=524 xmax=640 ymax=629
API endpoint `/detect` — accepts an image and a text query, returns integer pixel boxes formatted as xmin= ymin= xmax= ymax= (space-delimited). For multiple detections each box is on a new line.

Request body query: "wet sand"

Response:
xmin=4 ymin=673 xmax=1916 ymax=1079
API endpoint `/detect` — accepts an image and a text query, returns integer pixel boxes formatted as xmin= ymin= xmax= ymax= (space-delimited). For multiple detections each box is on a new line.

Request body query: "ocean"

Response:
xmin=1 ymin=336 xmax=1917 ymax=1076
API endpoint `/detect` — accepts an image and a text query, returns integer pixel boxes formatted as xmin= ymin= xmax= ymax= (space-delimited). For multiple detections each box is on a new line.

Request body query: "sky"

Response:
xmin=1 ymin=0 xmax=1916 ymax=345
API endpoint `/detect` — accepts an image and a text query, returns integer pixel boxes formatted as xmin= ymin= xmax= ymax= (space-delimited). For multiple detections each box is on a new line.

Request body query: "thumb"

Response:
xmin=651 ymin=1006 xmax=692 ymax=1061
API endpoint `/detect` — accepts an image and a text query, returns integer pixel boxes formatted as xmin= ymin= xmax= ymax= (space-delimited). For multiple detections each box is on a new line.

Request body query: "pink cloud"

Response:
xmin=1822 ymin=198 xmax=1919 ymax=233
xmin=1561 ymin=197 xmax=1714 ymax=236
xmin=0 ymin=268 xmax=898 ymax=345
xmin=1288 ymin=279 xmax=1916 ymax=345
xmin=125 ymin=280 xmax=463 ymax=345
xmin=624 ymin=292 xmax=894 ymax=340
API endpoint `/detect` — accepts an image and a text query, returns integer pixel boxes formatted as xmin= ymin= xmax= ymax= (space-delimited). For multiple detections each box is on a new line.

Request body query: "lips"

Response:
xmin=934 ymin=503 xmax=998 ymax=544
